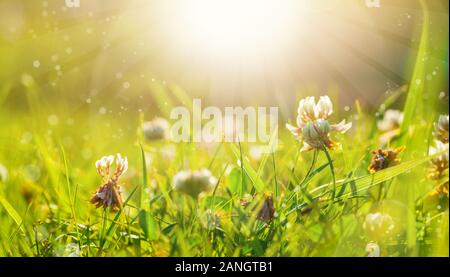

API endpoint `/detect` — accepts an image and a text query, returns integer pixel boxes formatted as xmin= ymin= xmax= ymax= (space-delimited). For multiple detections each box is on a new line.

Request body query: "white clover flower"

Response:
xmin=114 ymin=153 xmax=128 ymax=179
xmin=377 ymin=109 xmax=403 ymax=133
xmin=95 ymin=154 xmax=127 ymax=181
xmin=142 ymin=117 xmax=170 ymax=141
xmin=63 ymin=243 xmax=80 ymax=257
xmin=286 ymin=95 xmax=352 ymax=151
xmin=363 ymin=212 xmax=395 ymax=239
xmin=173 ymin=169 xmax=217 ymax=198
xmin=95 ymin=155 xmax=114 ymax=178
xmin=365 ymin=242 xmax=380 ymax=257
xmin=0 ymin=163 xmax=8 ymax=182
xmin=428 ymin=140 xmax=449 ymax=180
xmin=429 ymin=140 xmax=449 ymax=163
xmin=435 ymin=114 xmax=449 ymax=144
xmin=91 ymin=153 xmax=128 ymax=211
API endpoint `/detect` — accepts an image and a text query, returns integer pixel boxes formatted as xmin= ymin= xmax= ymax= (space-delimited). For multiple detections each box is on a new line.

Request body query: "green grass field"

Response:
xmin=0 ymin=0 xmax=448 ymax=257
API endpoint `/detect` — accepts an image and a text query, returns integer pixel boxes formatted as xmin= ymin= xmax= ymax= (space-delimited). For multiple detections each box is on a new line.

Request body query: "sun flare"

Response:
xmin=0 ymin=0 xmax=448 ymax=261
xmin=179 ymin=0 xmax=299 ymax=58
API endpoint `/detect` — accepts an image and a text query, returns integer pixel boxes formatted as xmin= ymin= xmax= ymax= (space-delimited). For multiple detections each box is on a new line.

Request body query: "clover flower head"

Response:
xmin=435 ymin=114 xmax=449 ymax=144
xmin=90 ymin=182 xmax=123 ymax=212
xmin=172 ymin=169 xmax=217 ymax=198
xmin=63 ymin=243 xmax=80 ymax=257
xmin=91 ymin=153 xmax=128 ymax=212
xmin=95 ymin=155 xmax=114 ymax=179
xmin=256 ymin=194 xmax=275 ymax=222
xmin=238 ymin=193 xmax=276 ymax=221
xmin=428 ymin=140 xmax=449 ymax=180
xmin=286 ymin=95 xmax=352 ymax=151
xmin=366 ymin=242 xmax=380 ymax=257
xmin=0 ymin=163 xmax=8 ymax=182
xmin=363 ymin=212 xmax=395 ymax=239
xmin=377 ymin=109 xmax=403 ymax=133
xmin=114 ymin=153 xmax=128 ymax=179
xmin=368 ymin=146 xmax=405 ymax=174
xmin=95 ymin=154 xmax=128 ymax=181
xmin=427 ymin=181 xmax=449 ymax=202
xmin=142 ymin=117 xmax=170 ymax=141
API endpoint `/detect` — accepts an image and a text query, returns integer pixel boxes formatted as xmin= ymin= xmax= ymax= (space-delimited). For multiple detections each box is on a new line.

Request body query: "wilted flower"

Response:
xmin=286 ymin=96 xmax=352 ymax=151
xmin=172 ymin=169 xmax=217 ymax=198
xmin=363 ymin=212 xmax=395 ymax=239
xmin=142 ymin=117 xmax=170 ymax=141
xmin=435 ymin=115 xmax=449 ymax=144
xmin=428 ymin=141 xmax=449 ymax=180
xmin=256 ymin=194 xmax=275 ymax=222
xmin=0 ymin=163 xmax=8 ymax=182
xmin=377 ymin=109 xmax=403 ymax=133
xmin=365 ymin=242 xmax=380 ymax=257
xmin=90 ymin=154 xmax=128 ymax=212
xmin=368 ymin=146 xmax=405 ymax=174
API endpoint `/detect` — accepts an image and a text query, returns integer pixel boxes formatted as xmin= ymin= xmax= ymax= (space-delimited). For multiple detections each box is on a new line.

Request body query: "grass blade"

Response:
xmin=230 ymin=144 xmax=265 ymax=192
xmin=0 ymin=195 xmax=24 ymax=232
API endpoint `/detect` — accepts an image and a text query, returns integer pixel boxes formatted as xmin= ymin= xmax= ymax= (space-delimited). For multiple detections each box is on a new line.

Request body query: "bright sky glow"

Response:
xmin=178 ymin=0 xmax=300 ymax=59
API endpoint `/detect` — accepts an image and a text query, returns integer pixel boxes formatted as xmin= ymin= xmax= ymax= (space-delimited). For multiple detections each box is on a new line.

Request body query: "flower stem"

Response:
xmin=301 ymin=149 xmax=318 ymax=188
xmin=322 ymin=146 xmax=336 ymax=202
xmin=377 ymin=182 xmax=384 ymax=202
xmin=272 ymin=152 xmax=279 ymax=202
xmin=285 ymin=149 xmax=317 ymax=204
xmin=98 ymin=208 xmax=108 ymax=255
xmin=287 ymin=145 xmax=302 ymax=189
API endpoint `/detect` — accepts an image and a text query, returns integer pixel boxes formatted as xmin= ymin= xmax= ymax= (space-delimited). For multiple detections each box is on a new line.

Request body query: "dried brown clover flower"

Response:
xmin=435 ymin=115 xmax=449 ymax=144
xmin=429 ymin=181 xmax=449 ymax=198
xmin=90 ymin=154 xmax=128 ymax=212
xmin=368 ymin=146 xmax=405 ymax=174
xmin=256 ymin=194 xmax=275 ymax=222
xmin=428 ymin=141 xmax=449 ymax=181
xmin=239 ymin=193 xmax=276 ymax=222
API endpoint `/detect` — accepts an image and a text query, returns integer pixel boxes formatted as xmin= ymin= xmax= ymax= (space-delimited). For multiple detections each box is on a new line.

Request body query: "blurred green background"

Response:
xmin=0 ymin=0 xmax=448 ymax=257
